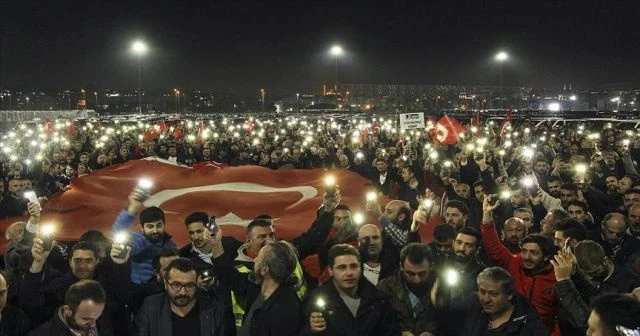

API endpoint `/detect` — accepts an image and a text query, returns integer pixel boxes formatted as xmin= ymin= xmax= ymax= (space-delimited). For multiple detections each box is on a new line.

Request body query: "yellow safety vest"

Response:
xmin=230 ymin=261 xmax=308 ymax=328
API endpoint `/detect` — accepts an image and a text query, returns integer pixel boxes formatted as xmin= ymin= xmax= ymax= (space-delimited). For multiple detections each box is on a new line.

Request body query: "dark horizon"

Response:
xmin=2 ymin=0 xmax=640 ymax=95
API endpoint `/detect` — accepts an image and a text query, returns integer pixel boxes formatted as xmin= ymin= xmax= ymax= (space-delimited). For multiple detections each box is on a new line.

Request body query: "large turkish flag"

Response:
xmin=0 ymin=158 xmax=382 ymax=249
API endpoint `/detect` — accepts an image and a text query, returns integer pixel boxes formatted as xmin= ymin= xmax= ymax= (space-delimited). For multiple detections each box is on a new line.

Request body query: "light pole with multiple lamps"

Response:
xmin=495 ymin=51 xmax=509 ymax=109
xmin=131 ymin=40 xmax=147 ymax=114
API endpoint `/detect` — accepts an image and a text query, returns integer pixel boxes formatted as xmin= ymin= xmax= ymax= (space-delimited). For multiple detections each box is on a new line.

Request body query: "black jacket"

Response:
xmin=28 ymin=307 xmax=113 ymax=336
xmin=301 ymin=277 xmax=400 ymax=336
xmin=134 ymin=293 xmax=233 ymax=336
xmin=18 ymin=259 xmax=130 ymax=332
xmin=211 ymin=254 xmax=303 ymax=336
xmin=438 ymin=293 xmax=548 ymax=336
xmin=0 ymin=305 xmax=30 ymax=336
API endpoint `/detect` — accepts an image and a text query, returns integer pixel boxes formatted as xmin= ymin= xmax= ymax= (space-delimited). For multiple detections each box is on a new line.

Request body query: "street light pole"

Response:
xmin=131 ymin=40 xmax=147 ymax=115
xmin=330 ymin=45 xmax=343 ymax=93
xmin=94 ymin=92 xmax=98 ymax=109
xmin=495 ymin=51 xmax=509 ymax=109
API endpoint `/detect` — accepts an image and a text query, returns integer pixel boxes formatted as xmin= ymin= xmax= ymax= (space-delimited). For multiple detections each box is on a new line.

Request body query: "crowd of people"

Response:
xmin=1 ymin=113 xmax=640 ymax=335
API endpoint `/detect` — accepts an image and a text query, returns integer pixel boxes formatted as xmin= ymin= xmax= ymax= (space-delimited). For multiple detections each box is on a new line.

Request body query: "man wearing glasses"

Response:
xmin=135 ymin=258 xmax=234 ymax=336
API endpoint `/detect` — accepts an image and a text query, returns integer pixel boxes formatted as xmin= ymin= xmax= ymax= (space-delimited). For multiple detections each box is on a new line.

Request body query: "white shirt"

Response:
xmin=363 ymin=263 xmax=381 ymax=285
xmin=379 ymin=172 xmax=387 ymax=185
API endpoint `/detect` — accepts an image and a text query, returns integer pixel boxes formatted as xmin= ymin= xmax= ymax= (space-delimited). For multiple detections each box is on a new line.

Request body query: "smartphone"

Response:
xmin=41 ymin=235 xmax=53 ymax=251
xmin=24 ymin=191 xmax=39 ymax=205
xmin=208 ymin=216 xmax=218 ymax=238
xmin=487 ymin=194 xmax=499 ymax=206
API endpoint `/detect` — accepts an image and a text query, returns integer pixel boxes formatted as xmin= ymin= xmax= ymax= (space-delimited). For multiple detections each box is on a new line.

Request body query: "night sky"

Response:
xmin=2 ymin=0 xmax=639 ymax=94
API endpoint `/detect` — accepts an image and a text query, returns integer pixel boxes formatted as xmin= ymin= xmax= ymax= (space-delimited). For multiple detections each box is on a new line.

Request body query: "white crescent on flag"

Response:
xmin=143 ymin=182 xmax=318 ymax=210
xmin=435 ymin=123 xmax=449 ymax=143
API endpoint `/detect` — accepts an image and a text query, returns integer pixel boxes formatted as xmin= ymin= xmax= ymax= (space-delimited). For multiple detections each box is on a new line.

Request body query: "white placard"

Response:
xmin=399 ymin=113 xmax=425 ymax=130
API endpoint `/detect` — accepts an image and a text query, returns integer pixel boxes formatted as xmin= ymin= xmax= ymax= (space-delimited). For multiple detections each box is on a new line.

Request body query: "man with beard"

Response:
xmin=212 ymin=232 xmax=302 ymax=336
xmin=623 ymin=188 xmax=640 ymax=214
xmin=604 ymin=174 xmax=619 ymax=195
xmin=318 ymin=205 xmax=358 ymax=273
xmin=303 ymin=244 xmax=399 ymax=336
xmin=444 ymin=200 xmax=470 ymax=231
xmin=627 ymin=203 xmax=640 ymax=239
xmin=20 ymin=241 xmax=131 ymax=333
xmin=0 ymin=177 xmax=28 ymax=219
xmin=367 ymin=199 xmax=415 ymax=252
xmin=502 ymin=217 xmax=527 ymax=253
xmin=112 ymin=186 xmax=177 ymax=284
xmin=546 ymin=176 xmax=562 ymax=199
xmin=135 ymin=258 xmax=233 ymax=336
xmin=588 ymin=213 xmax=640 ymax=270
xmin=451 ymin=227 xmax=486 ymax=293
xmin=377 ymin=243 xmax=438 ymax=336
xmin=513 ymin=207 xmax=535 ymax=233
xmin=572 ymin=240 xmax=640 ymax=299
xmin=428 ymin=224 xmax=456 ymax=271
xmin=29 ymin=280 xmax=108 ymax=336
xmin=481 ymin=196 xmax=560 ymax=333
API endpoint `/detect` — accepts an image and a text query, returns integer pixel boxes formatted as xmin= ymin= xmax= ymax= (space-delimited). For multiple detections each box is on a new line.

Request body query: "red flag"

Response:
xmin=67 ymin=121 xmax=76 ymax=138
xmin=430 ymin=115 xmax=465 ymax=145
xmin=43 ymin=118 xmax=53 ymax=136
xmin=173 ymin=125 xmax=184 ymax=140
xmin=499 ymin=109 xmax=513 ymax=137
xmin=158 ymin=120 xmax=167 ymax=133
xmin=372 ymin=121 xmax=381 ymax=134
xmin=142 ymin=127 xmax=160 ymax=142
xmin=0 ymin=159 xmax=399 ymax=276
xmin=196 ymin=120 xmax=205 ymax=144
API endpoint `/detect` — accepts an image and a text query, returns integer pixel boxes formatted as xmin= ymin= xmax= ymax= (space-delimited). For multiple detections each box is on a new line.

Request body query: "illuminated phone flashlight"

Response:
xmin=575 ymin=164 xmax=587 ymax=174
xmin=524 ymin=128 xmax=530 ymax=134
xmin=366 ymin=192 xmax=377 ymax=202
xmin=353 ymin=212 xmax=364 ymax=225
xmin=623 ymin=139 xmax=630 ymax=146
xmin=522 ymin=177 xmax=534 ymax=188
xmin=444 ymin=160 xmax=453 ymax=167
xmin=498 ymin=149 xmax=506 ymax=156
xmin=423 ymin=199 xmax=433 ymax=208
xmin=24 ymin=191 xmax=39 ymax=205
xmin=501 ymin=190 xmax=512 ymax=199
xmin=445 ymin=269 xmax=459 ymax=286
xmin=356 ymin=152 xmax=364 ymax=159
xmin=315 ymin=298 xmax=326 ymax=312
xmin=113 ymin=232 xmax=130 ymax=258
xmin=39 ymin=224 xmax=55 ymax=251
xmin=429 ymin=151 xmax=438 ymax=160
xmin=324 ymin=175 xmax=336 ymax=196
xmin=504 ymin=140 xmax=512 ymax=148
xmin=522 ymin=148 xmax=534 ymax=159
xmin=465 ymin=143 xmax=475 ymax=151
xmin=138 ymin=178 xmax=153 ymax=190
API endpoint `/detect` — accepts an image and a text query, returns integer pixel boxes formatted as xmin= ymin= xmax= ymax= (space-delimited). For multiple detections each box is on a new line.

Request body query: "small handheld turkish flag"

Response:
xmin=430 ymin=115 xmax=465 ymax=145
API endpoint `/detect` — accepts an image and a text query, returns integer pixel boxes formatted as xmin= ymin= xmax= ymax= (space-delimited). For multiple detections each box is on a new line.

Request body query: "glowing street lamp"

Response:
xmin=329 ymin=45 xmax=344 ymax=92
xmin=495 ymin=51 xmax=509 ymax=109
xmin=131 ymin=40 xmax=148 ymax=114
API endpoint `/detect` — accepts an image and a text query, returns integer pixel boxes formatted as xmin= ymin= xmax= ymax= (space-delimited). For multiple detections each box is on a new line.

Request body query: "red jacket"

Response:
xmin=481 ymin=221 xmax=559 ymax=334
